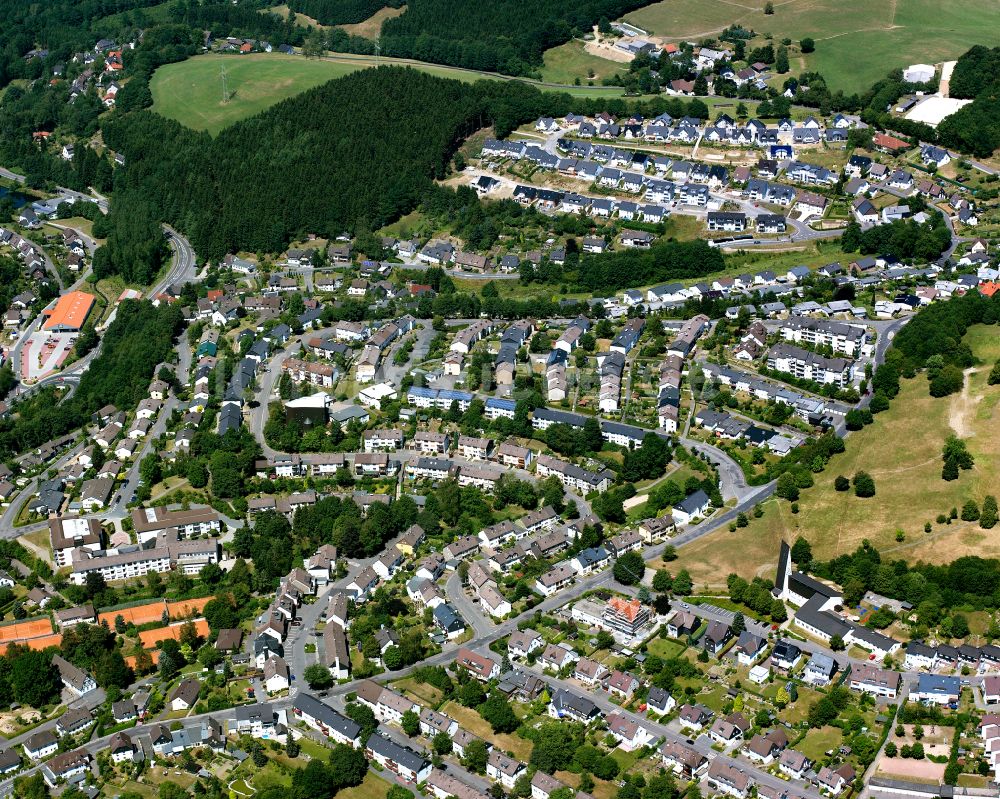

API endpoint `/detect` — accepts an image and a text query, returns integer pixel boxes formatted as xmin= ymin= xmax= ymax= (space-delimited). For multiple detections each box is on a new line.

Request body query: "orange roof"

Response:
xmin=43 ymin=290 xmax=95 ymax=331
xmin=0 ymin=618 xmax=55 ymax=643
xmin=664 ymin=43 xmax=679 ymax=54
xmin=873 ymin=133 xmax=909 ymax=152
xmin=981 ymin=282 xmax=1000 ymax=297
xmin=0 ymin=633 xmax=62 ymax=654
xmin=138 ymin=618 xmax=209 ymax=649
xmin=608 ymin=596 xmax=643 ymax=622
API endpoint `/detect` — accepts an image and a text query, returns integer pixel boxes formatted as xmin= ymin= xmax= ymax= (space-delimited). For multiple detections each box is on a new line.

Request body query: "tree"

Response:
xmin=834 ymin=475 xmax=850 ymax=492
xmin=652 ymin=569 xmax=673 ymax=592
xmin=961 ymin=499 xmax=980 ymax=521
xmin=303 ymin=663 xmax=334 ymax=690
xmin=989 ymin=360 xmax=1000 ymax=385
xmin=800 ymin=37 xmax=815 ymax=53
xmin=383 ymin=646 xmax=403 ymax=670
xmin=853 ymin=471 xmax=876 ymax=498
xmin=529 ymin=721 xmax=582 ymax=773
xmin=463 ymin=738 xmax=489 ymax=773
xmin=830 ymin=635 xmax=845 ymax=651
xmin=673 ymin=569 xmax=693 ymax=595
xmin=775 ymin=686 xmax=790 ymax=708
xmin=613 ymin=551 xmax=646 ymax=586
xmin=327 ymin=744 xmax=368 ymax=790
xmin=481 ymin=692 xmax=519 ymax=733
xmin=982 ymin=495 xmax=998 ymax=529
xmin=432 ymin=731 xmax=453 ymax=755
xmin=387 ymin=789 xmax=411 ymax=799
xmin=732 ymin=613 xmax=746 ymax=634
xmin=401 ymin=709 xmax=420 ymax=737
xmin=776 ymin=472 xmax=799 ymax=501
xmin=764 ymin=1 xmax=774 ymax=12
xmin=791 ymin=536 xmax=812 ymax=568
xmin=775 ymin=46 xmax=789 ymax=74
xmin=885 ymin=742 xmax=897 ymax=757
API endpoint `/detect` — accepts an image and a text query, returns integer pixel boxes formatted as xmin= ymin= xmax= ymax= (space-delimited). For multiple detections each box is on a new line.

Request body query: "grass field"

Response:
xmin=339 ymin=5 xmax=406 ymax=38
xmin=150 ymin=51 xmax=634 ymax=134
xmin=540 ymin=40 xmax=626 ymax=85
xmin=330 ymin=773 xmax=392 ymax=799
xmin=151 ymin=54 xmax=364 ymax=135
xmin=668 ymin=323 xmax=1000 ymax=590
xmin=265 ymin=4 xmax=331 ymax=28
xmin=439 ymin=700 xmax=533 ymax=761
xmin=621 ymin=0 xmax=1000 ymax=94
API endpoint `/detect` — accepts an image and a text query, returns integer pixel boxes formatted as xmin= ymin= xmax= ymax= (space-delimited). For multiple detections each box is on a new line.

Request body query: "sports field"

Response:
xmin=665 ymin=324 xmax=1000 ymax=590
xmin=621 ymin=0 xmax=1000 ymax=94
xmin=151 ymin=52 xmax=633 ymax=134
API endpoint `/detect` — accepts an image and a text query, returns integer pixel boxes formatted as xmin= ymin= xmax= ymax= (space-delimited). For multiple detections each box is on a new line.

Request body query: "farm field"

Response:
xmin=619 ymin=0 xmax=1000 ymax=94
xmin=150 ymin=54 xmax=362 ymax=135
xmin=151 ymin=52 xmax=634 ymax=135
xmin=667 ymin=324 xmax=1000 ymax=590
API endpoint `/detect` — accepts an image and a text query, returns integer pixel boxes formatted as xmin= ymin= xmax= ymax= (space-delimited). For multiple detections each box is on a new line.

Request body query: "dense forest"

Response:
xmin=840 ymin=212 xmax=952 ymax=262
xmin=291 ymin=0 xmax=652 ymax=75
xmin=935 ymin=45 xmax=1000 ymax=158
xmin=290 ymin=0 xmax=404 ymax=25
xmin=97 ymin=68 xmax=563 ymax=271
xmin=0 ymin=300 xmax=183 ymax=457
xmin=577 ymin=238 xmax=725 ymax=292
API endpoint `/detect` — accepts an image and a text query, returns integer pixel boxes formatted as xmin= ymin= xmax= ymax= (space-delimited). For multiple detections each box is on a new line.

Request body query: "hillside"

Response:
xmin=667 ymin=323 xmax=1000 ymax=591
xmin=107 ymin=66 xmax=558 ymax=266
xmin=622 ymin=0 xmax=1000 ymax=94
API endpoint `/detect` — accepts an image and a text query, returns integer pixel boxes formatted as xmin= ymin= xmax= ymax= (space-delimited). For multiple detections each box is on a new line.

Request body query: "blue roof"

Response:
xmin=916 ymin=674 xmax=960 ymax=694
xmin=486 ymin=398 xmax=516 ymax=410
xmin=407 ymin=386 xmax=437 ymax=398
xmin=437 ymin=389 xmax=473 ymax=401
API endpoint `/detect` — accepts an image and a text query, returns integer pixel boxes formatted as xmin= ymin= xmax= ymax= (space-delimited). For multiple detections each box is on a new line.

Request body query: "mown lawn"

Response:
xmin=797 ymin=724 xmax=843 ymax=761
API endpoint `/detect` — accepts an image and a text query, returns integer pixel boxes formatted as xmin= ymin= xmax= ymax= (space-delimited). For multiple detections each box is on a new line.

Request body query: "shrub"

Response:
xmin=853 ymin=471 xmax=876 ymax=498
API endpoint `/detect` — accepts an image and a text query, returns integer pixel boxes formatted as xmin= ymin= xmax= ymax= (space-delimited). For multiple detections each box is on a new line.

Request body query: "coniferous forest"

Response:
xmin=292 ymin=0 xmax=653 ymax=75
xmin=98 ymin=68 xmax=552 ymax=275
xmin=289 ymin=0 xmax=405 ymax=25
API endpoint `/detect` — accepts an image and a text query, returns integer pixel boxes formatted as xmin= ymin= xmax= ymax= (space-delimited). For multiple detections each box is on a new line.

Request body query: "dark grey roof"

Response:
xmin=365 ymin=733 xmax=429 ymax=773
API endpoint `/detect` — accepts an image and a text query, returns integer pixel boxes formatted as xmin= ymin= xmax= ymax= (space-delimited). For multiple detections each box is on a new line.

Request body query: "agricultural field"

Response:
xmin=668 ymin=324 xmax=1000 ymax=590
xmin=619 ymin=0 xmax=1000 ymax=94
xmin=150 ymin=54 xmax=363 ymax=135
xmin=150 ymin=51 xmax=636 ymax=135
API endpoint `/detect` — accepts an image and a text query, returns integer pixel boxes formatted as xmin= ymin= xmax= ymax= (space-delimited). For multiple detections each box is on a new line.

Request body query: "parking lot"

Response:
xmin=20 ymin=331 xmax=75 ymax=380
